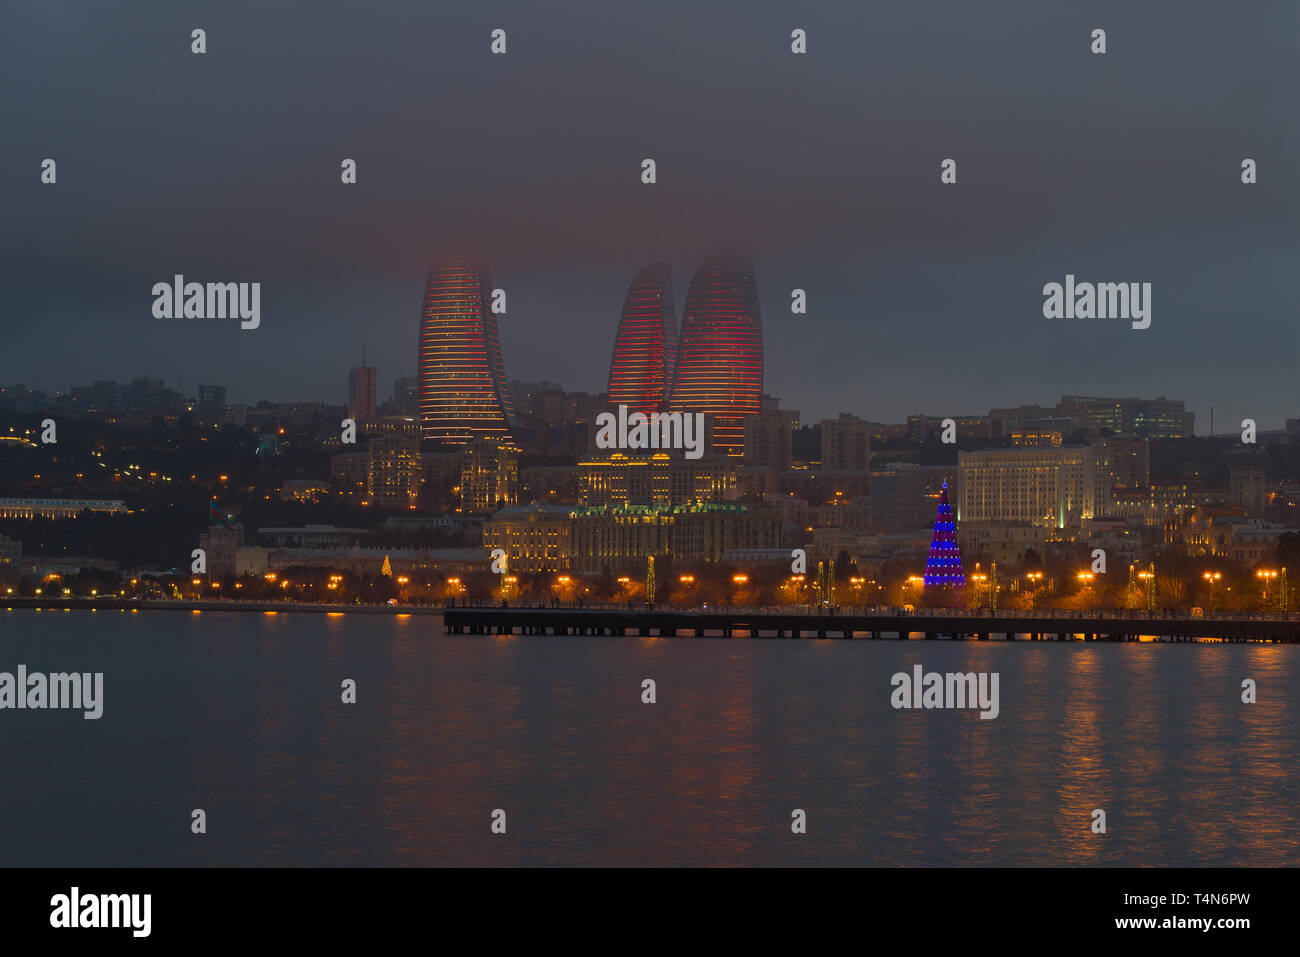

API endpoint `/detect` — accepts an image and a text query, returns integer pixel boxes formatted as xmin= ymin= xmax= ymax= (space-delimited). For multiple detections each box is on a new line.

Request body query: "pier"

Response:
xmin=444 ymin=606 xmax=1300 ymax=643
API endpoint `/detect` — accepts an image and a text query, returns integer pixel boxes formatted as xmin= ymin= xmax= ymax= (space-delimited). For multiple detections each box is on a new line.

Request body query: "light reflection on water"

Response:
xmin=1 ymin=610 xmax=1296 ymax=867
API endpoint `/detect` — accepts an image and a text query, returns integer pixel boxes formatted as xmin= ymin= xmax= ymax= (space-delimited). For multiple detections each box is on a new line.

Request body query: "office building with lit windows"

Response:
xmin=460 ymin=437 xmax=520 ymax=513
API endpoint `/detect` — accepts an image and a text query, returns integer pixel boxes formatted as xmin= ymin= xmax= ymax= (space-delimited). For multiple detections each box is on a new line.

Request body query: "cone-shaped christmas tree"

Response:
xmin=923 ymin=480 xmax=965 ymax=589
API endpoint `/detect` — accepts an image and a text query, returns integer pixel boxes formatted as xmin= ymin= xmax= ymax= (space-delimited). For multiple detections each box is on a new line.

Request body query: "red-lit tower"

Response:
xmin=606 ymin=262 xmax=678 ymax=414
xmin=416 ymin=259 xmax=515 ymax=444
xmin=668 ymin=256 xmax=763 ymax=456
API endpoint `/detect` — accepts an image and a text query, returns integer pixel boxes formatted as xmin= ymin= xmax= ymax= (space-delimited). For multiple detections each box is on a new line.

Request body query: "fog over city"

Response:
xmin=3 ymin=0 xmax=1297 ymax=427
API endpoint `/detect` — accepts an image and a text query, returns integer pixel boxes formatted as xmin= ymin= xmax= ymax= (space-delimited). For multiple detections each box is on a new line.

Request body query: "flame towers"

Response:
xmin=668 ymin=256 xmax=764 ymax=456
xmin=606 ymin=261 xmax=678 ymax=414
xmin=416 ymin=259 xmax=515 ymax=444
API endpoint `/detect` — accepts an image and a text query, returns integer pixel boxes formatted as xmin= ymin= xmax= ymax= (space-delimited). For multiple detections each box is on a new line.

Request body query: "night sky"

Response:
xmin=3 ymin=1 xmax=1297 ymax=429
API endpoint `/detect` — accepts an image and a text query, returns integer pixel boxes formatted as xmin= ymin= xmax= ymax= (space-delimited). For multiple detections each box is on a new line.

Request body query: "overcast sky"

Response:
xmin=2 ymin=0 xmax=1297 ymax=431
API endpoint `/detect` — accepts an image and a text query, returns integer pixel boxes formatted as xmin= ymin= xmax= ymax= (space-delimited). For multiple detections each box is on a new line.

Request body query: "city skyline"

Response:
xmin=5 ymin=248 xmax=1298 ymax=434
xmin=5 ymin=0 xmax=1300 ymax=888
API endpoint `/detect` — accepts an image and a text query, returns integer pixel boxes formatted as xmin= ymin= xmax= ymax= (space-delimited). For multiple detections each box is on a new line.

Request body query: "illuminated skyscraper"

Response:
xmin=416 ymin=259 xmax=515 ymax=444
xmin=669 ymin=256 xmax=763 ymax=457
xmin=606 ymin=262 xmax=677 ymax=414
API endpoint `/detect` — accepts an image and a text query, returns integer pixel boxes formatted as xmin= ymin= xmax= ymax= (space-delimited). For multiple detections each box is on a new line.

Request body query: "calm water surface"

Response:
xmin=1 ymin=609 xmax=1297 ymax=866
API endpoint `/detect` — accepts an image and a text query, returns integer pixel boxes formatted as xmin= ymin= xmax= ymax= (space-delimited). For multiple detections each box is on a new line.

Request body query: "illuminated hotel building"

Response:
xmin=957 ymin=445 xmax=1111 ymax=528
xmin=482 ymin=503 xmax=573 ymax=573
xmin=606 ymin=261 xmax=678 ymax=414
xmin=668 ymin=257 xmax=763 ymax=457
xmin=576 ymin=451 xmax=737 ymax=506
xmin=416 ymin=259 xmax=515 ymax=444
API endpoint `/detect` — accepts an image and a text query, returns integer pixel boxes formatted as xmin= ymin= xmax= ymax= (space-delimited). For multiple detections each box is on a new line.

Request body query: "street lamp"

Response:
xmin=970 ymin=563 xmax=990 ymax=613
xmin=1256 ymin=568 xmax=1278 ymax=610
xmin=782 ymin=574 xmax=805 ymax=606
xmin=1137 ymin=566 xmax=1156 ymax=614
xmin=1202 ymin=570 xmax=1221 ymax=614
xmin=1024 ymin=570 xmax=1044 ymax=610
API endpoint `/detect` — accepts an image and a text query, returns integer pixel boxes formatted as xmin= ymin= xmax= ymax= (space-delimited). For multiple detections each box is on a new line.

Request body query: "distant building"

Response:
xmin=363 ymin=415 xmax=422 ymax=439
xmin=742 ymin=397 xmax=798 ymax=470
xmin=1230 ymin=465 xmax=1267 ymax=518
xmin=1010 ymin=430 xmax=1063 ymax=448
xmin=267 ymin=547 xmax=488 ymax=577
xmin=908 ymin=414 xmax=990 ymax=442
xmin=348 ymin=364 xmax=377 ymax=423
xmin=870 ymin=422 xmax=909 ymax=443
xmin=383 ymin=514 xmax=479 ymax=533
xmin=0 ymin=534 xmax=21 ymax=562
xmin=329 ymin=452 xmax=368 ymax=497
xmin=820 ymin=413 xmax=871 ymax=471
xmin=278 ymin=479 xmax=329 ymax=502
xmin=124 ymin=377 xmax=185 ymax=414
xmin=1177 ymin=506 xmax=1247 ymax=558
xmin=392 ymin=376 xmax=420 ymax=415
xmin=1102 ymin=435 xmax=1150 ymax=489
xmin=1056 ymin=395 xmax=1194 ymax=438
xmin=958 ymin=522 xmax=1050 ymax=567
xmin=367 ymin=435 xmax=424 ymax=509
xmin=70 ymin=380 xmax=123 ymax=410
xmin=197 ymin=385 xmax=227 ymax=412
xmin=1111 ymin=484 xmax=1220 ymax=528
xmin=461 ymin=438 xmax=520 ymax=512
xmin=870 ymin=464 xmax=929 ymax=534
xmin=197 ymin=524 xmax=268 ymax=578
xmin=1229 ymin=522 xmax=1286 ymax=564
xmin=0 ymin=499 xmax=127 ymax=520
xmin=988 ymin=405 xmax=1056 ymax=439
xmin=421 ymin=450 xmax=465 ymax=501
xmin=256 ymin=525 xmax=367 ymax=548
xmin=569 ymin=502 xmax=780 ymax=574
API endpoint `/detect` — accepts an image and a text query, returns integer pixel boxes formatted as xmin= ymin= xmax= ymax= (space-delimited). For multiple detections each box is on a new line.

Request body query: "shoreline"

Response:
xmin=1 ymin=597 xmax=444 ymax=616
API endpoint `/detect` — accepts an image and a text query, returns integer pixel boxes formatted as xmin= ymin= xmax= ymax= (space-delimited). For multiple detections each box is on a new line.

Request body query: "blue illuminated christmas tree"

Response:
xmin=923 ymin=480 xmax=965 ymax=589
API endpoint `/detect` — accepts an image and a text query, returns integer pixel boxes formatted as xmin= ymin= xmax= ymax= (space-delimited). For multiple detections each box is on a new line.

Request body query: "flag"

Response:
xmin=209 ymin=501 xmax=234 ymax=530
